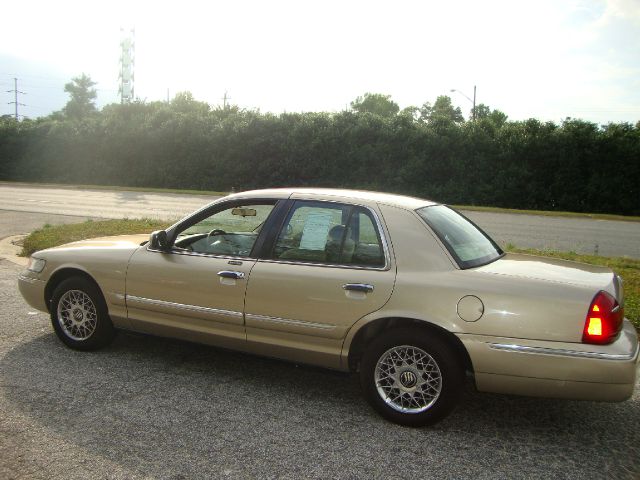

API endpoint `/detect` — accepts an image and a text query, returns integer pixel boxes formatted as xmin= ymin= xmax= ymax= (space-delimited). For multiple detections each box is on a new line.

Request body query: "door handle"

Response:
xmin=343 ymin=283 xmax=374 ymax=293
xmin=217 ymin=270 xmax=246 ymax=280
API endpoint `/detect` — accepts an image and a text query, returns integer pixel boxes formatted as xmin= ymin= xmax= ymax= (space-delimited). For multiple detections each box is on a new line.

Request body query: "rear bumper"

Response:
xmin=458 ymin=319 xmax=639 ymax=402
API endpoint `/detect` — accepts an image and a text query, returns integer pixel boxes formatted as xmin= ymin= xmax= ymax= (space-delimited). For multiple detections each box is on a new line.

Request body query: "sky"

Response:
xmin=1 ymin=0 xmax=639 ymax=124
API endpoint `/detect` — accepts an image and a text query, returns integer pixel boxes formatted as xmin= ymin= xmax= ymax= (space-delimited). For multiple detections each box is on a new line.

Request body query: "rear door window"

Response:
xmin=272 ymin=200 xmax=385 ymax=267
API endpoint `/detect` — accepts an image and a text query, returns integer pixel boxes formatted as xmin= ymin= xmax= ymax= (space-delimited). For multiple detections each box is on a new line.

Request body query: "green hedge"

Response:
xmin=1 ymin=98 xmax=638 ymax=215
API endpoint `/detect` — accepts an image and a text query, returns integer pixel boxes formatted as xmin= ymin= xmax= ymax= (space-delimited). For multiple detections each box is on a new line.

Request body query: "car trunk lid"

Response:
xmin=475 ymin=253 xmax=620 ymax=301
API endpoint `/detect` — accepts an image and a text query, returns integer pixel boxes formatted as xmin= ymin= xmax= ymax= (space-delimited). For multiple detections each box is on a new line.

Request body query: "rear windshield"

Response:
xmin=416 ymin=205 xmax=503 ymax=269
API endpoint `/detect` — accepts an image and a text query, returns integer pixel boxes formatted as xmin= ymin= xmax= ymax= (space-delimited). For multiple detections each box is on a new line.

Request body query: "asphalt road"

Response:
xmin=0 ymin=183 xmax=638 ymax=258
xmin=0 ymin=183 xmax=211 ymax=222
xmin=1 ymin=259 xmax=639 ymax=479
xmin=462 ymin=210 xmax=640 ymax=259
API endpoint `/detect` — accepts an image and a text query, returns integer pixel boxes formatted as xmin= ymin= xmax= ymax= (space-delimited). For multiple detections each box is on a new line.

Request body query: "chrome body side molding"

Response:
xmin=126 ymin=295 xmax=243 ymax=319
xmin=489 ymin=342 xmax=640 ymax=361
xmin=245 ymin=313 xmax=336 ymax=330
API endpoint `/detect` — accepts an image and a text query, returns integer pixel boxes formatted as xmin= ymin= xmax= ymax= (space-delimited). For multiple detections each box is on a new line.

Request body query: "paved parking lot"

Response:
xmin=1 ymin=257 xmax=639 ymax=479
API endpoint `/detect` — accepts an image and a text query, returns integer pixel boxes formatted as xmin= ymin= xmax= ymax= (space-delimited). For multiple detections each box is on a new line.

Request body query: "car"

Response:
xmin=18 ymin=188 xmax=639 ymax=426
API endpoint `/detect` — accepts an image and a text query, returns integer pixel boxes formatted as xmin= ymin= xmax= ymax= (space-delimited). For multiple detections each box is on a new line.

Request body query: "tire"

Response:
xmin=50 ymin=276 xmax=116 ymax=351
xmin=360 ymin=328 xmax=464 ymax=427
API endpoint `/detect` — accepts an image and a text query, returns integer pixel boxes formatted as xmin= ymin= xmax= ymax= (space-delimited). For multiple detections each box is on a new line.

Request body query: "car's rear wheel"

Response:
xmin=360 ymin=328 xmax=464 ymax=427
xmin=50 ymin=277 xmax=115 ymax=350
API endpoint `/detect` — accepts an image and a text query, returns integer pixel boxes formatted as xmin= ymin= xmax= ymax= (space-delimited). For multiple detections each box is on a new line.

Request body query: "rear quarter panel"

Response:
xmin=345 ymin=204 xmax=605 ymax=351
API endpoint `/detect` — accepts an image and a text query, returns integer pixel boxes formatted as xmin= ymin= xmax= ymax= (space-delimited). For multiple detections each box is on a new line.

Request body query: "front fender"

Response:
xmin=38 ymin=244 xmax=140 ymax=329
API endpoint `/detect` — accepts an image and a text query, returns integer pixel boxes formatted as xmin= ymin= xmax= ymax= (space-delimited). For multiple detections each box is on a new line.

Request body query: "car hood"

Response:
xmin=42 ymin=234 xmax=149 ymax=253
xmin=475 ymin=253 xmax=614 ymax=290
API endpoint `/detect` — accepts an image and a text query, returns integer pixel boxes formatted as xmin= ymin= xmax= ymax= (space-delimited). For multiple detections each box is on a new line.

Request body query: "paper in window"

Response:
xmin=299 ymin=211 xmax=333 ymax=250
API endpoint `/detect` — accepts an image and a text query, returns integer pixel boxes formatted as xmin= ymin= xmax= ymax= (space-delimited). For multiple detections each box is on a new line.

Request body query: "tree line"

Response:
xmin=1 ymin=77 xmax=638 ymax=215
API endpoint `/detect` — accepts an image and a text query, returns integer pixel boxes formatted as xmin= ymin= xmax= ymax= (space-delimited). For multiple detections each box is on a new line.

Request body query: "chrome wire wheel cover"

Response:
xmin=56 ymin=290 xmax=98 ymax=341
xmin=375 ymin=345 xmax=442 ymax=414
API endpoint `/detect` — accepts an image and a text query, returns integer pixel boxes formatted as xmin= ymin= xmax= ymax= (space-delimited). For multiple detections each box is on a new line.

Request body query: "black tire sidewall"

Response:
xmin=360 ymin=327 xmax=464 ymax=427
xmin=50 ymin=277 xmax=115 ymax=351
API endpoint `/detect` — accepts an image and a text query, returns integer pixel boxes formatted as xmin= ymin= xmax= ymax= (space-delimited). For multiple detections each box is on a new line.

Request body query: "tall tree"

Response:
xmin=420 ymin=96 xmax=464 ymax=124
xmin=170 ymin=91 xmax=211 ymax=115
xmin=475 ymin=103 xmax=508 ymax=127
xmin=63 ymin=73 xmax=97 ymax=120
xmin=351 ymin=93 xmax=399 ymax=117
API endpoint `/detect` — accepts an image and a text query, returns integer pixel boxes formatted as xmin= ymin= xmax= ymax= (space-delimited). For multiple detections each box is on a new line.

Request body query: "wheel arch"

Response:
xmin=345 ymin=317 xmax=474 ymax=375
xmin=44 ymin=267 xmax=104 ymax=313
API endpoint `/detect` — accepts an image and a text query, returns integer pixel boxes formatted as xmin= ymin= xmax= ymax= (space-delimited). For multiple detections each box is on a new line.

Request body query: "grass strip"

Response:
xmin=20 ymin=219 xmax=170 ymax=257
xmin=455 ymin=205 xmax=640 ymax=223
xmin=0 ymin=180 xmax=227 ymax=197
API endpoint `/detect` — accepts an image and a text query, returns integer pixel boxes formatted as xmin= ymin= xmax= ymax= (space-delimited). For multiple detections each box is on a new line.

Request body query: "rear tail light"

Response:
xmin=582 ymin=291 xmax=624 ymax=344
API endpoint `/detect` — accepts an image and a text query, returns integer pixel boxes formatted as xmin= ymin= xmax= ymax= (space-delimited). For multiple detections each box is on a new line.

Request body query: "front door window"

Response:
xmin=174 ymin=203 xmax=275 ymax=257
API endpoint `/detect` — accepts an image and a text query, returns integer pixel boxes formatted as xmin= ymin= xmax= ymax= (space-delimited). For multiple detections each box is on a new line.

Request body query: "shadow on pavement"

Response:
xmin=2 ymin=330 xmax=638 ymax=478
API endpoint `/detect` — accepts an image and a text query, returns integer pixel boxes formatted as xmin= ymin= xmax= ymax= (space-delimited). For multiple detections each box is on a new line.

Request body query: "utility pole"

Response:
xmin=7 ymin=78 xmax=26 ymax=120
xmin=472 ymin=85 xmax=477 ymax=122
xmin=450 ymin=85 xmax=477 ymax=122
xmin=222 ymin=91 xmax=231 ymax=109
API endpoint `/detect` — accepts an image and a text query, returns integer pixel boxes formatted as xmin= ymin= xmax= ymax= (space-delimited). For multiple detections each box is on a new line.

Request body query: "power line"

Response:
xmin=1 ymin=73 xmax=119 ymax=93
xmin=0 ymin=72 xmax=70 ymax=82
xmin=7 ymin=77 xmax=26 ymax=121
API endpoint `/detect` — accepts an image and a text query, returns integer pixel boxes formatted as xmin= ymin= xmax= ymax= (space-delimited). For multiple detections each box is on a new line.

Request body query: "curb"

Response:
xmin=0 ymin=235 xmax=29 ymax=266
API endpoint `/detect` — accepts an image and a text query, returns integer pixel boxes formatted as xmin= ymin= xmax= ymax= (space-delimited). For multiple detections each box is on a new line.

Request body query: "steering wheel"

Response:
xmin=208 ymin=229 xmax=227 ymax=237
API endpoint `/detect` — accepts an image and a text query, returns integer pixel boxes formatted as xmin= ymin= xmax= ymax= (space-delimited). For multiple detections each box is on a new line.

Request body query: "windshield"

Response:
xmin=416 ymin=205 xmax=503 ymax=269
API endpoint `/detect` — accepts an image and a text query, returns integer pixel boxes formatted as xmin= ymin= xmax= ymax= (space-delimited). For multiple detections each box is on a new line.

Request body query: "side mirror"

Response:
xmin=149 ymin=230 xmax=169 ymax=251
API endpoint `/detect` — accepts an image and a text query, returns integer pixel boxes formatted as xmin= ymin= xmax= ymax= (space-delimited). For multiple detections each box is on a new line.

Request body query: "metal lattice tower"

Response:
xmin=119 ymin=29 xmax=135 ymax=103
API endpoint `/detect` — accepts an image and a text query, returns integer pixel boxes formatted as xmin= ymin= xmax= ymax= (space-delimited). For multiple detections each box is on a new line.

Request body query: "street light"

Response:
xmin=450 ymin=85 xmax=476 ymax=121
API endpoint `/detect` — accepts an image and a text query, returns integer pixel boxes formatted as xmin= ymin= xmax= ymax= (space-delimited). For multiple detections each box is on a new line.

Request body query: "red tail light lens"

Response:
xmin=582 ymin=291 xmax=624 ymax=344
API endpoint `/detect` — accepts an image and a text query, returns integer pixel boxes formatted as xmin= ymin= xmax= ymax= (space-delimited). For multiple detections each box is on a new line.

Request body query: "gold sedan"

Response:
xmin=18 ymin=188 xmax=639 ymax=426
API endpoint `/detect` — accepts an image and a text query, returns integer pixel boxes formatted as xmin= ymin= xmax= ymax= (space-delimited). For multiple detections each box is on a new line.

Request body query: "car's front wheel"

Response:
xmin=360 ymin=328 xmax=464 ymax=427
xmin=50 ymin=276 xmax=115 ymax=350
